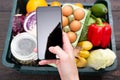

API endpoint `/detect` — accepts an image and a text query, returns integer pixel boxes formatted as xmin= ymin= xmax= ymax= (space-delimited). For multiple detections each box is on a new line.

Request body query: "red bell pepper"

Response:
xmin=87 ymin=18 xmax=112 ymax=48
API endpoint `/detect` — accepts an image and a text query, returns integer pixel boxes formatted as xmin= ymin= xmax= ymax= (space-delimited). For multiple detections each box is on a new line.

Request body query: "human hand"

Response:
xmin=38 ymin=32 xmax=79 ymax=80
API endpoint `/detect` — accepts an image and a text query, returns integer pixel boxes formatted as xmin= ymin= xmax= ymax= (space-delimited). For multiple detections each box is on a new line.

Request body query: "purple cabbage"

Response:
xmin=12 ymin=14 xmax=25 ymax=36
xmin=24 ymin=12 xmax=36 ymax=32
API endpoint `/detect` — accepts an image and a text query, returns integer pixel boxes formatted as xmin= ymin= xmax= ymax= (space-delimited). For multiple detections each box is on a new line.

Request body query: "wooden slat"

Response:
xmin=112 ymin=12 xmax=120 ymax=50
xmin=111 ymin=0 xmax=120 ymax=11
xmin=0 ymin=0 xmax=13 ymax=11
xmin=0 ymin=12 xmax=11 ymax=52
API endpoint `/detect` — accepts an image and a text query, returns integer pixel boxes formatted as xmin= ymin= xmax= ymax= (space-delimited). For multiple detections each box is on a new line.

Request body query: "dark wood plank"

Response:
xmin=0 ymin=0 xmax=13 ymax=11
xmin=111 ymin=0 xmax=120 ymax=11
xmin=112 ymin=12 xmax=120 ymax=50
xmin=0 ymin=12 xmax=11 ymax=51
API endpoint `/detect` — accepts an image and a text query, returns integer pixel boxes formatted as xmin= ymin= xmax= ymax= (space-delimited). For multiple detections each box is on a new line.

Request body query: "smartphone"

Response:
xmin=36 ymin=7 xmax=62 ymax=60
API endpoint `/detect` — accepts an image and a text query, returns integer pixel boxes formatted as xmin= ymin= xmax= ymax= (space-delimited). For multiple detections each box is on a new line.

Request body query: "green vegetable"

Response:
xmin=79 ymin=10 xmax=91 ymax=41
xmin=87 ymin=17 xmax=96 ymax=26
xmin=89 ymin=14 xmax=106 ymax=25
xmin=91 ymin=3 xmax=108 ymax=17
xmin=87 ymin=49 xmax=116 ymax=70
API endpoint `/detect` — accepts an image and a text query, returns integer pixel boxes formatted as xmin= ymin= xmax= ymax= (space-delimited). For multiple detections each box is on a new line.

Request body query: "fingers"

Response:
xmin=49 ymin=46 xmax=66 ymax=58
xmin=62 ymin=32 xmax=70 ymax=45
xmin=39 ymin=60 xmax=57 ymax=65
xmin=39 ymin=46 xmax=62 ymax=65
xmin=33 ymin=48 xmax=37 ymax=52
xmin=62 ymin=32 xmax=73 ymax=54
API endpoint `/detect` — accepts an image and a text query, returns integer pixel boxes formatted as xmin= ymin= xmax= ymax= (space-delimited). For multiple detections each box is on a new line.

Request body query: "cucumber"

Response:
xmin=79 ymin=10 xmax=91 ymax=41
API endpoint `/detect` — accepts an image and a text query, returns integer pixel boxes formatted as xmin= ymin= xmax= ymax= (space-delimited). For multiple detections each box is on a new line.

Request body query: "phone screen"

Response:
xmin=37 ymin=7 xmax=62 ymax=60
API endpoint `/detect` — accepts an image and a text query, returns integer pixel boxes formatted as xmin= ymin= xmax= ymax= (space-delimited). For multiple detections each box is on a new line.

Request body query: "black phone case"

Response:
xmin=37 ymin=7 xmax=62 ymax=60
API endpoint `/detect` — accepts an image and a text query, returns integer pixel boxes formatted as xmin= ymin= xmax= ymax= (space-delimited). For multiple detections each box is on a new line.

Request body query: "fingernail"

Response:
xmin=49 ymin=46 xmax=54 ymax=51
xmin=38 ymin=61 xmax=44 ymax=65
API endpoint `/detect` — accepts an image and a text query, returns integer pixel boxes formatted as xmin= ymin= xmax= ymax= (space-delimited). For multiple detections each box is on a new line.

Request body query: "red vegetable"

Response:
xmin=87 ymin=18 xmax=112 ymax=48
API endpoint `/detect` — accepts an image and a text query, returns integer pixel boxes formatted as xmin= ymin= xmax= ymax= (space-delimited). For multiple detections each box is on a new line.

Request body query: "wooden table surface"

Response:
xmin=0 ymin=0 xmax=120 ymax=80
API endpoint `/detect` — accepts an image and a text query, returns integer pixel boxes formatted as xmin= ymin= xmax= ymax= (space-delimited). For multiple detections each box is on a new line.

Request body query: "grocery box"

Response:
xmin=2 ymin=0 xmax=117 ymax=74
